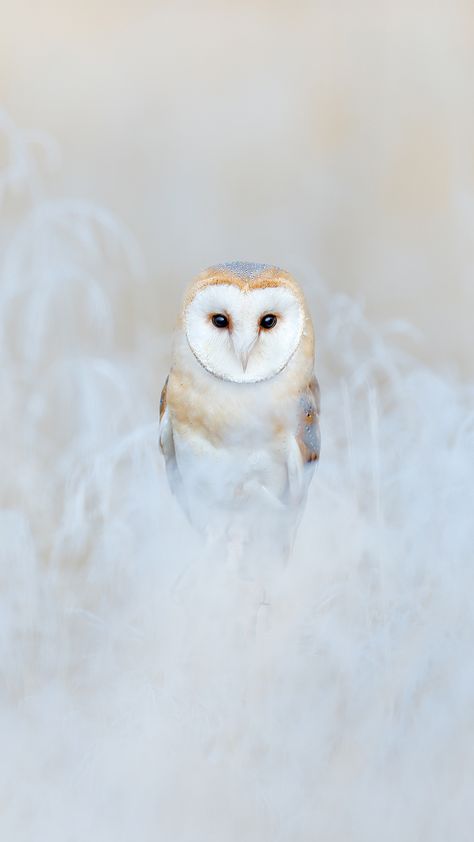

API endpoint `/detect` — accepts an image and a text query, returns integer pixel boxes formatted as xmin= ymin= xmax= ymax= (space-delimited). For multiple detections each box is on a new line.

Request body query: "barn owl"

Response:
xmin=159 ymin=262 xmax=320 ymax=564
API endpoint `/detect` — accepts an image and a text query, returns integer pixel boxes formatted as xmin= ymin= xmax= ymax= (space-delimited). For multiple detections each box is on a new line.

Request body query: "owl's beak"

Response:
xmin=239 ymin=347 xmax=252 ymax=373
xmin=231 ymin=333 xmax=258 ymax=372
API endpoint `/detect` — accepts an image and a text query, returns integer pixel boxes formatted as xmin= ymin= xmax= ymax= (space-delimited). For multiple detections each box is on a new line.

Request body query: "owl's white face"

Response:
xmin=184 ymin=283 xmax=305 ymax=383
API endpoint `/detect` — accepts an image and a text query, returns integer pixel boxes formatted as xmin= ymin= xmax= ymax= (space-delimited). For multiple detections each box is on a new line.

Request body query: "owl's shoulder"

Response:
xmin=166 ymin=362 xmax=234 ymax=445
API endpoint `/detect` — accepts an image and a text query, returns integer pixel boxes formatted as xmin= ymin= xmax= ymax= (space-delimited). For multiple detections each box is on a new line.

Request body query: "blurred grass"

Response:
xmin=0 ymin=20 xmax=474 ymax=834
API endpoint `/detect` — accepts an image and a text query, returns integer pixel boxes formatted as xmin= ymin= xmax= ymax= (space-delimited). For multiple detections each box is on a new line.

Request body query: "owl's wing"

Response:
xmin=159 ymin=376 xmax=183 ymax=501
xmin=297 ymin=376 xmax=321 ymax=465
xmin=286 ymin=377 xmax=321 ymax=506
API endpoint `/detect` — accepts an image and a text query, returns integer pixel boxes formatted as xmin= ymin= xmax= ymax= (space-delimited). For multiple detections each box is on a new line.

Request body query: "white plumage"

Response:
xmin=159 ymin=262 xmax=320 ymax=562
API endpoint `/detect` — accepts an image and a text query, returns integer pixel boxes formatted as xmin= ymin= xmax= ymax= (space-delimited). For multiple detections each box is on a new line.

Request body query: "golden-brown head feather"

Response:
xmin=182 ymin=262 xmax=307 ymax=312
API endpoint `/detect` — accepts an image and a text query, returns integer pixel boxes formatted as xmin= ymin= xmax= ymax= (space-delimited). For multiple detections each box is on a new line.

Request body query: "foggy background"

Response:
xmin=1 ymin=3 xmax=473 ymax=841
xmin=2 ymin=0 xmax=474 ymax=374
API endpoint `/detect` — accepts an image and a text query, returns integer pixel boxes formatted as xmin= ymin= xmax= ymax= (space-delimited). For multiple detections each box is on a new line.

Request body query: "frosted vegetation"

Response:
xmin=1 ymin=112 xmax=473 ymax=841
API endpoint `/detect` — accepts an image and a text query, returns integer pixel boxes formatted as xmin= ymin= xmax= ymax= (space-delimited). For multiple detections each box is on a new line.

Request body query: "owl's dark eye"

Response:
xmin=211 ymin=313 xmax=229 ymax=329
xmin=260 ymin=313 xmax=278 ymax=330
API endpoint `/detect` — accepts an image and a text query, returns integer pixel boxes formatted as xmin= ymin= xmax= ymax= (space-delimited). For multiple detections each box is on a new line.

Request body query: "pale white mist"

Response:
xmin=1 ymin=113 xmax=473 ymax=841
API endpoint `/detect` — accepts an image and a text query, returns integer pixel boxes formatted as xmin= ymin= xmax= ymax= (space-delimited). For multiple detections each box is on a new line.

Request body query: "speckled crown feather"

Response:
xmin=212 ymin=261 xmax=277 ymax=279
xmin=183 ymin=261 xmax=307 ymax=309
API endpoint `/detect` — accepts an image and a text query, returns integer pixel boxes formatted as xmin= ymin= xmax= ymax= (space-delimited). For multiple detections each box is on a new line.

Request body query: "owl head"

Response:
xmin=181 ymin=262 xmax=312 ymax=384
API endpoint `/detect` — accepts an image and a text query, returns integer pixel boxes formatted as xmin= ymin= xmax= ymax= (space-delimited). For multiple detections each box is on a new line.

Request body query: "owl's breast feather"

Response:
xmin=167 ymin=364 xmax=296 ymax=453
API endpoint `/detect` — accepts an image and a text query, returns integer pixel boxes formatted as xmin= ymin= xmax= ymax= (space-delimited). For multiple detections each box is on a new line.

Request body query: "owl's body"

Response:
xmin=160 ymin=262 xmax=320 ymax=560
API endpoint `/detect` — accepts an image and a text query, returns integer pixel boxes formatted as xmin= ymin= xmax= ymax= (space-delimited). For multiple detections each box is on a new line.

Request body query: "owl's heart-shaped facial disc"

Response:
xmin=184 ymin=283 xmax=305 ymax=383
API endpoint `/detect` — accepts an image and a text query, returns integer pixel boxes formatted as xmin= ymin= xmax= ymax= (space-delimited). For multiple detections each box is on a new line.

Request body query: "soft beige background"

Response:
xmin=1 ymin=0 xmax=473 ymax=375
xmin=1 ymin=6 xmax=474 ymax=840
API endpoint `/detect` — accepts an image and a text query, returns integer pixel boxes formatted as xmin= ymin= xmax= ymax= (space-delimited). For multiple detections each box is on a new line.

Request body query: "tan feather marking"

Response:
xmin=167 ymin=371 xmax=230 ymax=447
xmin=183 ymin=265 xmax=307 ymax=309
